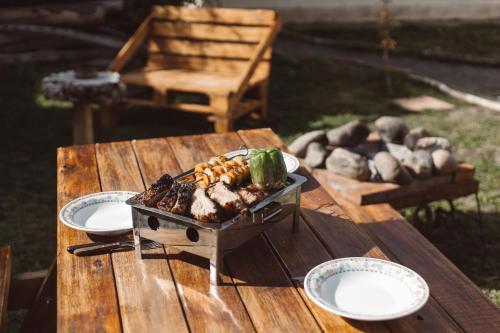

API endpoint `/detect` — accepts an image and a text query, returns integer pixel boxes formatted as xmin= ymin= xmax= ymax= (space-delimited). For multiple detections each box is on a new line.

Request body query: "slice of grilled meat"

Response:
xmin=236 ymin=184 xmax=266 ymax=206
xmin=190 ymin=188 xmax=221 ymax=222
xmin=157 ymin=182 xmax=180 ymax=211
xmin=141 ymin=173 xmax=174 ymax=207
xmin=207 ymin=182 xmax=246 ymax=216
xmin=171 ymin=183 xmax=196 ymax=215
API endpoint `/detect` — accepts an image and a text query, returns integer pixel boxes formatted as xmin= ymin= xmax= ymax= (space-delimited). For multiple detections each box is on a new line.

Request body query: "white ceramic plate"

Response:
xmin=59 ymin=191 xmax=138 ymax=236
xmin=304 ymin=257 xmax=429 ymax=321
xmin=225 ymin=149 xmax=300 ymax=173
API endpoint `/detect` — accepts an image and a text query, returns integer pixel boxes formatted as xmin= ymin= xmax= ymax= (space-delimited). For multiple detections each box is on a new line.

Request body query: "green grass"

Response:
xmin=294 ymin=22 xmax=500 ymax=59
xmin=0 ymin=56 xmax=498 ymax=331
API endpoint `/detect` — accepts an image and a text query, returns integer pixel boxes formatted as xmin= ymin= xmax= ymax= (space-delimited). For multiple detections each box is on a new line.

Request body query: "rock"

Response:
xmin=289 ymin=130 xmax=326 ymax=157
xmin=351 ymin=139 xmax=386 ymax=159
xmin=386 ymin=143 xmax=413 ymax=165
xmin=404 ymin=150 xmax=433 ymax=178
xmin=304 ymin=142 xmax=327 ymax=168
xmin=404 ymin=127 xmax=430 ymax=150
xmin=326 ymin=148 xmax=371 ymax=181
xmin=415 ymin=137 xmax=452 ymax=153
xmin=373 ymin=152 xmax=412 ymax=184
xmin=368 ymin=159 xmax=382 ymax=182
xmin=326 ymin=120 xmax=370 ymax=146
xmin=374 ymin=116 xmax=409 ymax=143
xmin=432 ymin=149 xmax=458 ymax=174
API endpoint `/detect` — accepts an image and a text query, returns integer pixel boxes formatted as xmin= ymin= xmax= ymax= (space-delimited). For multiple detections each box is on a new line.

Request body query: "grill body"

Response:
xmin=127 ymin=172 xmax=307 ymax=285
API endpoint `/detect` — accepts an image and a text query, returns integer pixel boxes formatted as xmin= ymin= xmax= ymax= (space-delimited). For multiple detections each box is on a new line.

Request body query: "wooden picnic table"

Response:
xmin=56 ymin=128 xmax=500 ymax=332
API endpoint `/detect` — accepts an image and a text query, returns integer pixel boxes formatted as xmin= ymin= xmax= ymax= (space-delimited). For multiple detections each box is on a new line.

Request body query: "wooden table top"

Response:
xmin=56 ymin=128 xmax=500 ymax=332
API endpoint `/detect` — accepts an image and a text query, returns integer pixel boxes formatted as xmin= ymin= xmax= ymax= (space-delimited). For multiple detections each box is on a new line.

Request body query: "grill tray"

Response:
xmin=127 ymin=171 xmax=307 ymax=285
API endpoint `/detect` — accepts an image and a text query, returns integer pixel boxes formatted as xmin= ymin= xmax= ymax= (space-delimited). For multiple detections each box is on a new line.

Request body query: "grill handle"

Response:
xmin=253 ymin=202 xmax=283 ymax=224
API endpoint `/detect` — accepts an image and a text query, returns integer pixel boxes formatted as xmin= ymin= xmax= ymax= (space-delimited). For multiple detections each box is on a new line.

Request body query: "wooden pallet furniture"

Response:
xmin=55 ymin=128 xmax=500 ymax=332
xmin=0 ymin=245 xmax=55 ymax=333
xmin=312 ymin=163 xmax=478 ymax=209
xmin=109 ymin=6 xmax=281 ymax=133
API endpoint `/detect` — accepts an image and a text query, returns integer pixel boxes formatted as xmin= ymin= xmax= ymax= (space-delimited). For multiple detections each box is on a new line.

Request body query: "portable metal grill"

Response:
xmin=126 ymin=171 xmax=307 ymax=285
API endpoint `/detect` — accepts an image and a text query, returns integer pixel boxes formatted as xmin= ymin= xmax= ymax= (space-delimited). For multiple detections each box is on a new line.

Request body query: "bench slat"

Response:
xmin=152 ymin=21 xmax=270 ymax=43
xmin=151 ymin=5 xmax=276 ymax=26
xmin=149 ymin=38 xmax=272 ymax=60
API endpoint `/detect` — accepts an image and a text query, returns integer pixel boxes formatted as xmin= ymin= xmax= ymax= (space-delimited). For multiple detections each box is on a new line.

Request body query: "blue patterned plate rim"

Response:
xmin=59 ymin=191 xmax=138 ymax=232
xmin=304 ymin=257 xmax=430 ymax=321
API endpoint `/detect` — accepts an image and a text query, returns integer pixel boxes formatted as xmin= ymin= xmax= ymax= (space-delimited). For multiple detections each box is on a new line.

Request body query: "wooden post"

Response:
xmin=73 ymin=103 xmax=94 ymax=144
xmin=0 ymin=246 xmax=11 ymax=333
xmin=210 ymin=95 xmax=233 ymax=133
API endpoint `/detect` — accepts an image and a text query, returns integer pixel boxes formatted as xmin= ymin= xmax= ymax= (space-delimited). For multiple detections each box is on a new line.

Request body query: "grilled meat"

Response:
xmin=157 ymin=182 xmax=180 ymax=211
xmin=171 ymin=183 xmax=195 ymax=215
xmin=141 ymin=173 xmax=174 ymax=207
xmin=207 ymin=182 xmax=246 ymax=215
xmin=236 ymin=184 xmax=266 ymax=206
xmin=190 ymin=188 xmax=221 ymax=222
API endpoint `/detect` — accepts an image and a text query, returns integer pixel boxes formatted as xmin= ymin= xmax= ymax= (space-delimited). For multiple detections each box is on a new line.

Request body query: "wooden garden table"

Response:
xmin=56 ymin=128 xmax=500 ymax=332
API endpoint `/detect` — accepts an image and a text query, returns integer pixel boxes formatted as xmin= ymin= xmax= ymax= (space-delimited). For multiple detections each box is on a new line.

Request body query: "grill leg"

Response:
xmin=292 ymin=190 xmax=301 ymax=233
xmin=292 ymin=207 xmax=300 ymax=233
xmin=210 ymin=251 xmax=222 ymax=285
xmin=133 ymin=228 xmax=143 ymax=259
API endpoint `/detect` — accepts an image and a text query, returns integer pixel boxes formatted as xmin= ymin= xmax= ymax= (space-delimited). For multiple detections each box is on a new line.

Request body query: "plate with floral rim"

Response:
xmin=304 ymin=257 xmax=429 ymax=321
xmin=59 ymin=191 xmax=138 ymax=236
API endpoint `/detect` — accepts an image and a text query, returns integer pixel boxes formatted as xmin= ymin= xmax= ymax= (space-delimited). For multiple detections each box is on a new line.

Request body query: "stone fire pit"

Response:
xmin=289 ymin=116 xmax=459 ymax=184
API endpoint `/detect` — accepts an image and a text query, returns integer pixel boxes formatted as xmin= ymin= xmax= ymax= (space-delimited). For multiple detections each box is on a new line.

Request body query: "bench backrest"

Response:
xmin=146 ymin=6 xmax=278 ymax=76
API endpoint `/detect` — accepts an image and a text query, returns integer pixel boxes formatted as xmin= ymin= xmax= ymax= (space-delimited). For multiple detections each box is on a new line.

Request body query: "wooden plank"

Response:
xmin=225 ymin=236 xmax=321 ymax=332
xmin=238 ymin=129 xmax=465 ymax=333
xmin=134 ymin=137 xmax=255 ymax=332
xmin=234 ymin=19 xmax=280 ymax=103
xmin=362 ymin=203 xmax=500 ymax=332
xmin=0 ymin=245 xmax=11 ymax=333
xmin=204 ymin=132 xmax=326 ymax=332
xmin=8 ymin=269 xmax=47 ymax=310
xmin=387 ymin=179 xmax=479 ymax=209
xmin=454 ymin=163 xmax=475 ymax=182
xmin=170 ymin=133 xmax=321 ymax=332
xmin=122 ymin=69 xmax=267 ymax=99
xmin=151 ymin=5 xmax=276 ymax=26
xmin=313 ymin=166 xmax=478 ymax=208
xmin=20 ymin=260 xmax=56 ymax=333
xmin=203 ymin=133 xmax=388 ymax=333
xmin=109 ymin=15 xmax=152 ymax=72
xmin=149 ymin=38 xmax=272 ymax=60
xmin=147 ymin=53 xmax=270 ymax=76
xmin=94 ymin=141 xmax=189 ymax=333
xmin=57 ymin=145 xmax=122 ymax=333
xmin=266 ymin=216 xmax=389 ymax=333
xmin=152 ymin=21 xmax=269 ymax=43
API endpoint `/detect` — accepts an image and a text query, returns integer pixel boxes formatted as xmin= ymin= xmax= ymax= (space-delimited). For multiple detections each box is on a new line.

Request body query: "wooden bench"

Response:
xmin=0 ymin=245 xmax=55 ymax=333
xmin=0 ymin=246 xmax=10 ymax=333
xmin=109 ymin=6 xmax=281 ymax=133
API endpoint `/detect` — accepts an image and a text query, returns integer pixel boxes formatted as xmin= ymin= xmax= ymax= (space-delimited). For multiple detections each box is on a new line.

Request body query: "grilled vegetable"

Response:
xmin=248 ymin=148 xmax=287 ymax=190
